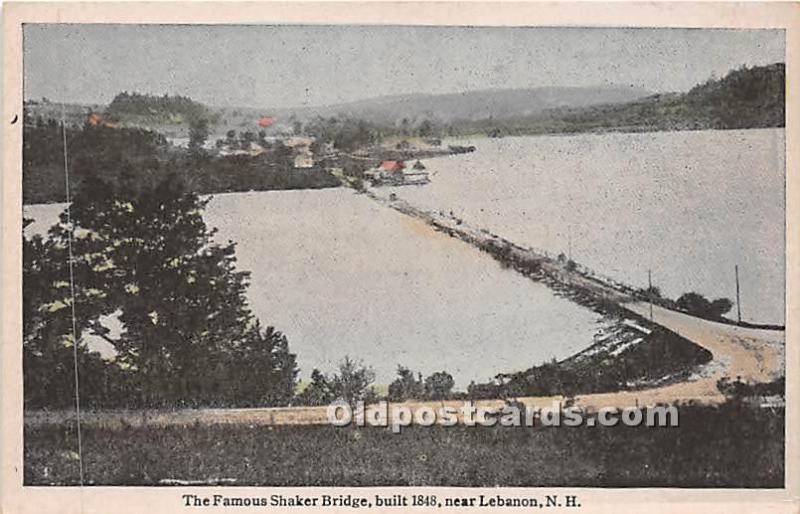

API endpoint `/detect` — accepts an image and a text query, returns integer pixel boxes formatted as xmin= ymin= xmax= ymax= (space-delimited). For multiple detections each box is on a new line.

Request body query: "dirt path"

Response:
xmin=25 ymin=302 xmax=784 ymax=428
xmin=565 ymin=301 xmax=785 ymax=410
xmin=24 ymin=193 xmax=786 ymax=427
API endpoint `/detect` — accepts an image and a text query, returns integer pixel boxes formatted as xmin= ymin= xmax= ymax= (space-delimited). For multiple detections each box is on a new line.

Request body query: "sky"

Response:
xmin=23 ymin=25 xmax=784 ymax=109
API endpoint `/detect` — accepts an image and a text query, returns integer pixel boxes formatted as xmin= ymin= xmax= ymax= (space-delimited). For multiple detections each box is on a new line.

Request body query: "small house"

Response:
xmin=379 ymin=160 xmax=406 ymax=173
xmin=365 ymin=160 xmax=428 ymax=186
xmin=294 ymin=150 xmax=314 ymax=169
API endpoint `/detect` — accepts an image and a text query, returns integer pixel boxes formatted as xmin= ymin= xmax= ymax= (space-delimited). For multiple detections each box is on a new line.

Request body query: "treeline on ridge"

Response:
xmin=105 ymin=91 xmax=220 ymax=124
xmin=454 ymin=63 xmax=785 ymax=136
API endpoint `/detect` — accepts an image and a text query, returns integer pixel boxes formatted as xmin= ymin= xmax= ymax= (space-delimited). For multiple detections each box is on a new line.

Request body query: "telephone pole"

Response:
xmin=567 ymin=226 xmax=572 ymax=261
xmin=735 ymin=265 xmax=742 ymax=323
xmin=648 ymin=269 xmax=653 ymax=321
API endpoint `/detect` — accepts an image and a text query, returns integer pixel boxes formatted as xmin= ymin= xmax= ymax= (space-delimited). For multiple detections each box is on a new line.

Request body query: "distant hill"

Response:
xmin=105 ymin=92 xmax=219 ymax=126
xmin=273 ymin=86 xmax=651 ymax=126
xmin=457 ymin=63 xmax=785 ymax=136
xmin=24 ymin=63 xmax=783 ymax=138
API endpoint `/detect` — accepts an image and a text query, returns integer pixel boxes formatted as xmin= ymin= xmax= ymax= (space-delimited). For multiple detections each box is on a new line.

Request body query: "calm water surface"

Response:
xmin=24 ymin=128 xmax=783 ymax=386
xmin=397 ymin=129 xmax=784 ymax=325
xmin=25 ymin=189 xmax=602 ymax=386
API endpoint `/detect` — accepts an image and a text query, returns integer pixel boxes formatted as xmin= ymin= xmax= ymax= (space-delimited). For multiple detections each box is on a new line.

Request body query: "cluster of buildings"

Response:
xmin=364 ymin=160 xmax=430 ymax=186
xmin=80 ymin=109 xmax=434 ymax=183
xmin=214 ymin=134 xmax=331 ymax=169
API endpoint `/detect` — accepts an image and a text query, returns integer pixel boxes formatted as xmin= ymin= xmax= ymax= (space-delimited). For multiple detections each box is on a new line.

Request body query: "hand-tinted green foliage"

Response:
xmin=106 ymin=92 xmax=219 ymax=125
xmin=295 ymin=358 xmax=376 ymax=407
xmin=22 ymin=217 xmax=133 ymax=409
xmin=453 ymin=63 xmax=785 ymax=136
xmin=22 ymin=122 xmax=339 ymax=204
xmin=386 ymin=367 xmax=455 ymax=402
xmin=23 ymin=174 xmax=298 ymax=409
xmin=23 ymin=122 xmax=168 ymax=204
xmin=174 ymin=153 xmax=340 ymax=195
xmin=424 ymin=371 xmax=455 ymax=400
xmin=328 ymin=356 xmax=376 ymax=407
xmin=296 ymin=369 xmax=335 ymax=406
xmin=304 ymin=116 xmax=382 ymax=152
xmin=387 ymin=366 xmax=424 ymax=402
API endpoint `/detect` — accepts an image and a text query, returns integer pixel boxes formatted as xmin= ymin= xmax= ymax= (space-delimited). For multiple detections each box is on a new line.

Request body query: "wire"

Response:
xmin=61 ymin=103 xmax=84 ymax=486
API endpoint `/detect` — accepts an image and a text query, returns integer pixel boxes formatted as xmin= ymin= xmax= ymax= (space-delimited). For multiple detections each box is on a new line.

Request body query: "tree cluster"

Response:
xmin=23 ymin=121 xmax=339 ymax=205
xmin=303 ymin=116 xmax=381 ymax=153
xmin=23 ymin=173 xmax=298 ymax=409
xmin=106 ymin=92 xmax=218 ymax=124
xmin=387 ymin=366 xmax=455 ymax=401
xmin=296 ymin=356 xmax=377 ymax=407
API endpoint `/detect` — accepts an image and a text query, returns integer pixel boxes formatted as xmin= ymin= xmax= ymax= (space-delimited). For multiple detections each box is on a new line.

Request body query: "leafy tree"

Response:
xmin=329 ymin=356 xmax=375 ymax=407
xmin=711 ymin=298 xmax=734 ymax=317
xmin=188 ymin=118 xmax=209 ymax=154
xmin=424 ymin=371 xmax=455 ymax=400
xmin=106 ymin=91 xmax=218 ymax=124
xmin=417 ymin=119 xmax=435 ymax=138
xmin=676 ymin=292 xmax=734 ymax=320
xmin=387 ymin=365 xmax=423 ymax=402
xmin=23 ymin=218 xmax=132 ymax=409
xmin=240 ymin=131 xmax=256 ymax=148
xmin=227 ymin=321 xmax=298 ymax=407
xmin=29 ymin=172 xmax=298 ymax=408
xmin=644 ymin=285 xmax=662 ymax=298
xmin=304 ymin=115 xmax=378 ymax=153
xmin=296 ymin=369 xmax=334 ymax=406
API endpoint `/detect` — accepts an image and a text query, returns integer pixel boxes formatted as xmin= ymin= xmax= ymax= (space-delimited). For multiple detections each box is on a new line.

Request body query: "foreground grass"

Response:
xmin=25 ymin=402 xmax=783 ymax=487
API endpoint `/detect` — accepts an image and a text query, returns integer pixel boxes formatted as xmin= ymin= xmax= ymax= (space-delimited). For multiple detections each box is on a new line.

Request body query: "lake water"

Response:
xmin=395 ymin=129 xmax=785 ymax=326
xmin=24 ymin=189 xmax=603 ymax=387
xmin=23 ymin=128 xmax=785 ymax=386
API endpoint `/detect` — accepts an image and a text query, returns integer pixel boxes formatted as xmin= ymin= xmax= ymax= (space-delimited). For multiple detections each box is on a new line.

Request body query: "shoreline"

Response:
xmin=23 ymin=189 xmax=785 ymax=428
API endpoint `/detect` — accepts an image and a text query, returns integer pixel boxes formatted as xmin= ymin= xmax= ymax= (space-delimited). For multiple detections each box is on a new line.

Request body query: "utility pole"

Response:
xmin=567 ymin=225 xmax=572 ymax=261
xmin=648 ymin=269 xmax=653 ymax=322
xmin=735 ymin=264 xmax=742 ymax=323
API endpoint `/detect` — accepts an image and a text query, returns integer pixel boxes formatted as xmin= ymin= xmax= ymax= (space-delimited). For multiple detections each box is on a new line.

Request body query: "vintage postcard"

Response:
xmin=1 ymin=2 xmax=798 ymax=513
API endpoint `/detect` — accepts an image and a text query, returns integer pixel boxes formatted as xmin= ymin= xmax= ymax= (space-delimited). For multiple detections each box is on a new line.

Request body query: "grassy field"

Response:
xmin=25 ymin=402 xmax=783 ymax=487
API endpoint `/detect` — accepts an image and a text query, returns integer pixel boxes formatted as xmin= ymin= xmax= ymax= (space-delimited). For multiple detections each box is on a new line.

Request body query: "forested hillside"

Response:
xmin=455 ymin=63 xmax=785 ymax=136
xmin=105 ymin=92 xmax=220 ymax=125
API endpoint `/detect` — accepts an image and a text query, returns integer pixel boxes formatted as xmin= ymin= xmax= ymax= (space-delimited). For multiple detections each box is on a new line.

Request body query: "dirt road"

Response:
xmin=24 ymin=197 xmax=786 ymax=427
xmin=25 ymin=301 xmax=784 ymax=428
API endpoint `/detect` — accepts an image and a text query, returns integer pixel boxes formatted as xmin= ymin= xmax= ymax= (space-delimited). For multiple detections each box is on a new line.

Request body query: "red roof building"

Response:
xmin=379 ymin=160 xmax=406 ymax=172
xmin=87 ymin=112 xmax=103 ymax=126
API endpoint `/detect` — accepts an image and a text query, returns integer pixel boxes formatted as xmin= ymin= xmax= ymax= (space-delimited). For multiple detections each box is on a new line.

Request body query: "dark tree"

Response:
xmin=676 ymin=292 xmax=734 ymax=320
xmin=387 ymin=365 xmax=423 ymax=402
xmin=27 ymin=173 xmax=298 ymax=408
xmin=329 ymin=356 xmax=375 ymax=407
xmin=296 ymin=369 xmax=334 ymax=406
xmin=417 ymin=119 xmax=435 ymax=137
xmin=425 ymin=371 xmax=455 ymax=400
xmin=188 ymin=118 xmax=210 ymax=154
